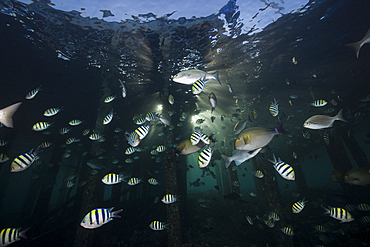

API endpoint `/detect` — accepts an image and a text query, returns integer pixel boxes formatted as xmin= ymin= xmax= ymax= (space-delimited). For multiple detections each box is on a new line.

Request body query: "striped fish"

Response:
xmin=323 ymin=131 xmax=330 ymax=145
xmin=125 ymin=147 xmax=136 ymax=155
xmin=199 ymin=132 xmax=210 ymax=144
xmin=149 ymin=221 xmax=169 ymax=230
xmin=125 ymin=132 xmax=140 ymax=147
xmin=252 ymin=108 xmax=258 ymax=119
xmin=156 ymin=145 xmax=166 ymax=153
xmin=198 ymin=147 xmax=212 ymax=168
xmin=292 ymin=198 xmax=308 ymax=213
xmin=103 ymin=109 xmax=114 ymax=125
xmin=40 ymin=142 xmax=52 ymax=148
xmin=269 ymin=212 xmax=280 ymax=222
xmin=145 ymin=112 xmax=158 ymax=121
xmin=89 ymin=133 xmax=103 ymax=141
xmin=190 ymin=131 xmax=202 ymax=145
xmin=69 ymin=119 xmax=82 ymax=126
xmin=281 ymin=226 xmax=294 ymax=236
xmin=80 ymin=207 xmax=123 ymax=229
xmin=315 ymin=225 xmax=326 ymax=232
xmin=10 ymin=146 xmax=41 ymax=172
xmin=268 ymin=154 xmax=295 ymax=181
xmin=133 ymin=115 xmax=147 ymax=125
xmin=59 ymin=127 xmax=71 ymax=135
xmin=148 ymin=178 xmax=159 ymax=185
xmin=0 ymin=228 xmax=28 ymax=246
xmin=322 ymin=206 xmax=354 ymax=222
xmin=44 ymin=107 xmax=62 ymax=117
xmin=135 ymin=124 xmax=151 ymax=140
xmin=0 ymin=153 xmax=9 ymax=163
xmin=161 ymin=194 xmax=178 ymax=204
xmin=302 ymin=130 xmax=310 ymax=139
xmin=101 ymin=173 xmax=127 ymax=185
xmin=127 ymin=177 xmax=142 ymax=186
xmin=357 ymin=203 xmax=370 ymax=211
xmin=0 ymin=140 xmax=7 ymax=146
xmin=269 ymin=98 xmax=279 ymax=117
xmin=82 ymin=129 xmax=90 ymax=136
xmin=311 ymin=99 xmax=327 ymax=107
xmin=25 ymin=85 xmax=41 ymax=99
xmin=252 ymin=170 xmax=264 ymax=178
xmin=191 ymin=78 xmax=208 ymax=95
xmin=104 ymin=95 xmax=115 ymax=103
xmin=66 ymin=137 xmax=76 ymax=145
xmin=32 ymin=122 xmax=50 ymax=131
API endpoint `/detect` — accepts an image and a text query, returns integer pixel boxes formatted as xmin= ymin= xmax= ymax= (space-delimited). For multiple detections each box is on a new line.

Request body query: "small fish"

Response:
xmin=311 ymin=100 xmax=327 ymax=107
xmin=168 ymin=94 xmax=174 ymax=105
xmin=302 ymin=131 xmax=310 ymax=139
xmin=268 ymin=154 xmax=295 ymax=180
xmin=346 ymin=28 xmax=370 ymax=58
xmin=161 ymin=194 xmax=178 ymax=204
xmin=195 ymin=118 xmax=205 ymax=124
xmin=89 ymin=133 xmax=103 ymax=141
xmin=69 ymin=119 xmax=82 ymax=126
xmin=304 ymin=109 xmax=347 ymax=130
xmin=40 ymin=142 xmax=52 ymax=148
xmin=11 ymin=146 xmax=41 ymax=172
xmin=292 ymin=198 xmax=308 ymax=213
xmin=104 ymin=95 xmax=116 ymax=103
xmin=252 ymin=108 xmax=258 ymax=119
xmin=323 ymin=131 xmax=330 ymax=145
xmin=82 ymin=129 xmax=90 ymax=136
xmin=103 ymin=109 xmax=114 ymax=125
xmin=80 ymin=207 xmax=123 ymax=229
xmin=227 ymin=83 xmax=233 ymax=93
xmin=324 ymin=108 xmax=335 ymax=114
xmin=59 ymin=127 xmax=71 ymax=135
xmin=127 ymin=177 xmax=142 ymax=185
xmin=148 ymin=178 xmax=159 ymax=185
xmin=173 ymin=69 xmax=221 ymax=85
xmin=66 ymin=180 xmax=74 ymax=188
xmin=246 ymin=216 xmax=253 ymax=225
xmin=292 ymin=152 xmax=297 ymax=159
xmin=357 ymin=203 xmax=370 ymax=211
xmin=102 ymin=173 xmax=127 ymax=185
xmin=0 ymin=140 xmax=7 ymax=146
xmin=330 ymin=99 xmax=338 ymax=106
xmin=125 ymin=158 xmax=133 ymax=163
xmin=0 ymin=228 xmax=28 ymax=246
xmin=315 ymin=225 xmax=326 ymax=232
xmin=290 ymin=95 xmax=298 ymax=99
xmin=249 ymin=192 xmax=257 ymax=197
xmin=265 ymin=219 xmax=274 ymax=228
xmin=209 ymin=92 xmax=217 ymax=113
xmin=211 ymin=116 xmax=215 ymax=123
xmin=321 ymin=206 xmax=354 ymax=222
xmin=114 ymin=128 xmax=123 ymax=133
xmin=146 ymin=112 xmax=158 ymax=121
xmin=25 ymin=85 xmax=41 ymax=99
xmin=269 ymin=98 xmax=279 ymax=117
xmin=252 ymin=170 xmax=264 ymax=178
xmin=232 ymin=181 xmax=240 ymax=187
xmin=198 ymin=147 xmax=212 ymax=168
xmin=269 ymin=212 xmax=280 ymax=222
xmin=0 ymin=153 xmax=9 ymax=163
xmin=125 ymin=147 xmax=136 ymax=155
xmin=135 ymin=123 xmax=151 ymax=140
xmin=292 ymin=57 xmax=297 ymax=65
xmin=281 ymin=226 xmax=294 ymax=236
xmin=119 ymin=79 xmax=126 ymax=98
xmin=66 ymin=137 xmax=77 ymax=145
xmin=149 ymin=221 xmax=169 ymax=231
xmin=32 ymin=122 xmax=50 ymax=131
xmin=44 ymin=107 xmax=62 ymax=117
xmin=125 ymin=132 xmax=140 ymax=147
xmin=156 ymin=145 xmax=166 ymax=153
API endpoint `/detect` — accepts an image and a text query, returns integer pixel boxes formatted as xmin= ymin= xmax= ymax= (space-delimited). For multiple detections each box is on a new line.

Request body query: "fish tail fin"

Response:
xmin=221 ymin=154 xmax=232 ymax=168
xmin=335 ymin=109 xmax=348 ymax=123
xmin=321 ymin=205 xmax=330 ymax=215
xmin=274 ymin=121 xmax=290 ymax=135
xmin=111 ymin=208 xmax=123 ymax=218
xmin=0 ymin=102 xmax=22 ymax=128
xmin=212 ymin=71 xmax=222 ymax=85
xmin=33 ymin=146 xmax=42 ymax=156
xmin=346 ymin=41 xmax=362 ymax=59
xmin=268 ymin=153 xmax=277 ymax=164
xmin=19 ymin=227 xmax=30 ymax=239
xmin=189 ymin=182 xmax=192 ymax=187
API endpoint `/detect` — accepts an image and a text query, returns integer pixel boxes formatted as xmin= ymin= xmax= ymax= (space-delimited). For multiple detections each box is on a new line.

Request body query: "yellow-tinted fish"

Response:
xmin=80 ymin=207 xmax=123 ymax=229
xmin=32 ymin=122 xmax=51 ymax=131
xmin=0 ymin=228 xmax=28 ymax=246
xmin=25 ymin=85 xmax=41 ymax=99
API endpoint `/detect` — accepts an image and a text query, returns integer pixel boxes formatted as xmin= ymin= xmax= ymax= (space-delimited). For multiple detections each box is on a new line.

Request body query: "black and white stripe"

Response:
xmin=268 ymin=154 xmax=295 ymax=181
xmin=0 ymin=228 xmax=19 ymax=246
xmin=191 ymin=79 xmax=206 ymax=95
xmin=190 ymin=131 xmax=202 ymax=145
xmin=198 ymin=148 xmax=212 ymax=168
xmin=135 ymin=124 xmax=150 ymax=140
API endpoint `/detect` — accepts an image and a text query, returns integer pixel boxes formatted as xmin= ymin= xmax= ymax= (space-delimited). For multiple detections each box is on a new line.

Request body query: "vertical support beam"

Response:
xmin=340 ymin=127 xmax=370 ymax=168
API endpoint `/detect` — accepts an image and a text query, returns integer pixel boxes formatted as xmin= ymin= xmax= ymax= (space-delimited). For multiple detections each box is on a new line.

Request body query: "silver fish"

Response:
xmin=0 ymin=102 xmax=22 ymax=128
xmin=221 ymin=148 xmax=262 ymax=168
xmin=119 ymin=79 xmax=126 ymax=98
xmin=209 ymin=92 xmax=217 ymax=113
xmin=346 ymin=28 xmax=370 ymax=58
xmin=303 ymin=109 xmax=347 ymax=130
xmin=173 ymin=69 xmax=221 ymax=85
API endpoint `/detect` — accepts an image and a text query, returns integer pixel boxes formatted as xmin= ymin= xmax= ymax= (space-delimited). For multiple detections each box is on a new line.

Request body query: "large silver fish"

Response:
xmin=303 ymin=109 xmax=347 ymax=130
xmin=346 ymin=28 xmax=370 ymax=58
xmin=172 ymin=69 xmax=221 ymax=85
xmin=221 ymin=148 xmax=262 ymax=168
xmin=0 ymin=102 xmax=22 ymax=128
xmin=176 ymin=139 xmax=205 ymax=155
xmin=235 ymin=122 xmax=290 ymax=151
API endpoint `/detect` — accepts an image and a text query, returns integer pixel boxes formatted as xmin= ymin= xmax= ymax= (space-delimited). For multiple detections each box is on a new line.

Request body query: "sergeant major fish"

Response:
xmin=11 ymin=146 xmax=41 ymax=172
xmin=80 ymin=207 xmax=123 ymax=229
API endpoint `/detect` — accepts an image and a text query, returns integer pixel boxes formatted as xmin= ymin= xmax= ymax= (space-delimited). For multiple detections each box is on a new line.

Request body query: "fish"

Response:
xmin=161 ymin=194 xmax=178 ymax=204
xmin=69 ymin=119 xmax=83 ymax=126
xmin=125 ymin=147 xmax=136 ymax=155
xmin=292 ymin=57 xmax=297 ymax=65
xmin=25 ymin=85 xmax=41 ymax=99
xmin=268 ymin=154 xmax=295 ymax=180
xmin=346 ymin=28 xmax=370 ymax=58
xmin=80 ymin=207 xmax=123 ymax=229
xmin=83 ymin=129 xmax=90 ymax=136
xmin=146 ymin=112 xmax=158 ymax=121
xmin=281 ymin=226 xmax=294 ymax=236
xmin=269 ymin=98 xmax=279 ymax=117
xmin=235 ymin=122 xmax=290 ymax=151
xmin=101 ymin=173 xmax=127 ymax=185
xmin=176 ymin=139 xmax=205 ymax=155
xmin=292 ymin=198 xmax=308 ymax=213
xmin=321 ymin=206 xmax=354 ymax=222
xmin=227 ymin=83 xmax=233 ymax=93
xmin=10 ymin=146 xmax=41 ymax=172
xmin=127 ymin=177 xmax=142 ymax=185
xmin=252 ymin=170 xmax=264 ymax=178
xmin=173 ymin=69 xmax=221 ymax=85
xmin=32 ymin=122 xmax=50 ymax=131
xmin=198 ymin=147 xmax=212 ymax=168
xmin=323 ymin=131 xmax=330 ymax=145
xmin=303 ymin=109 xmax=347 ymax=130
xmin=209 ymin=92 xmax=217 ymax=113
xmin=119 ymin=79 xmax=126 ymax=97
xmin=233 ymin=120 xmax=248 ymax=135
xmin=191 ymin=78 xmax=209 ymax=94
xmin=168 ymin=94 xmax=174 ymax=105
xmin=0 ymin=102 xmax=22 ymax=128
xmin=156 ymin=145 xmax=166 ymax=153
xmin=148 ymin=178 xmax=159 ymax=185
xmin=89 ymin=133 xmax=103 ymax=141
xmin=221 ymin=148 xmax=262 ymax=168
xmin=59 ymin=127 xmax=71 ymax=135
xmin=357 ymin=203 xmax=370 ymax=211
xmin=311 ymin=99 xmax=327 ymax=107
xmin=135 ymin=123 xmax=151 ymax=140
xmin=66 ymin=180 xmax=74 ymax=188
xmin=40 ymin=142 xmax=52 ymax=148
xmin=344 ymin=167 xmax=370 ymax=186
xmin=246 ymin=216 xmax=253 ymax=225
xmin=252 ymin=108 xmax=258 ymax=119
xmin=103 ymin=109 xmax=114 ymax=125
xmin=125 ymin=132 xmax=140 ymax=147
xmin=315 ymin=225 xmax=326 ymax=232
xmin=149 ymin=221 xmax=169 ymax=231
xmin=269 ymin=212 xmax=280 ymax=222
xmin=44 ymin=107 xmax=62 ymax=117
xmin=0 ymin=153 xmax=9 ymax=163
xmin=195 ymin=118 xmax=205 ymax=124
xmin=0 ymin=228 xmax=28 ymax=246
xmin=302 ymin=130 xmax=310 ymax=139
xmin=189 ymin=178 xmax=205 ymax=187
xmin=104 ymin=95 xmax=116 ymax=103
